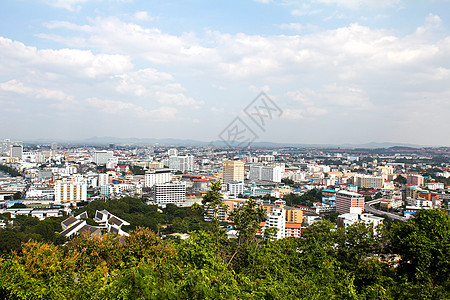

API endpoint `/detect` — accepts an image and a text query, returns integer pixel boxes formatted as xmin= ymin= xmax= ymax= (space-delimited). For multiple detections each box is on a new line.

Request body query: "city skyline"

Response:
xmin=1 ymin=1 xmax=450 ymax=145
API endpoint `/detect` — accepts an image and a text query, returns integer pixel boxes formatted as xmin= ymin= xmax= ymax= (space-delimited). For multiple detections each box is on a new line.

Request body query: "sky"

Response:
xmin=1 ymin=0 xmax=450 ymax=146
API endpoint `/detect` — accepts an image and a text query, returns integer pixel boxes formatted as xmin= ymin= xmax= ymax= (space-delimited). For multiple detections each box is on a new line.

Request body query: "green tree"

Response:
xmin=394 ymin=175 xmax=407 ymax=185
xmin=0 ymin=231 xmax=22 ymax=253
xmin=201 ymin=180 xmax=226 ymax=234
xmin=390 ymin=209 xmax=450 ymax=287
xmin=227 ymin=198 xmax=266 ymax=271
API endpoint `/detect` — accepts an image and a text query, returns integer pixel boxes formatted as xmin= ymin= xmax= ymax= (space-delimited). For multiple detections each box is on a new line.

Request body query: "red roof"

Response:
xmin=285 ymin=223 xmax=302 ymax=229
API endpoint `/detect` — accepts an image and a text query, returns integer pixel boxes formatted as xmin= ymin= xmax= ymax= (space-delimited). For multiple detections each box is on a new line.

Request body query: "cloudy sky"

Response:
xmin=1 ymin=0 xmax=450 ymax=145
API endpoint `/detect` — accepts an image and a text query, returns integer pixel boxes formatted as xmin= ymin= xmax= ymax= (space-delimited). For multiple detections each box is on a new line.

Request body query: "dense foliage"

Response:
xmin=76 ymin=197 xmax=213 ymax=234
xmin=0 ymin=215 xmax=66 ymax=253
xmin=283 ymin=189 xmax=323 ymax=206
xmin=0 ymin=199 xmax=449 ymax=299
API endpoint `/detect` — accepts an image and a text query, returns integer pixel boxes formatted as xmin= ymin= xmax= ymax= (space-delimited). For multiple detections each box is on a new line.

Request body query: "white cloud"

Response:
xmin=282 ymin=107 xmax=328 ymax=120
xmin=323 ymin=84 xmax=372 ymax=109
xmin=154 ymin=91 xmax=204 ymax=107
xmin=3 ymin=11 xmax=450 ymax=143
xmin=307 ymin=106 xmax=328 ymax=115
xmin=85 ymin=97 xmax=178 ymax=120
xmin=279 ymin=23 xmax=321 ymax=32
xmin=0 ymin=37 xmax=132 ymax=78
xmin=249 ymin=85 xmax=270 ymax=93
xmin=312 ymin=0 xmax=401 ymax=9
xmin=133 ymin=11 xmax=153 ymax=21
xmin=282 ymin=108 xmax=304 ymax=120
xmin=112 ymin=68 xmax=203 ymax=107
xmin=114 ymin=68 xmax=173 ymax=96
xmin=0 ymin=80 xmax=73 ymax=102
xmin=38 ymin=16 xmax=450 ymax=83
xmin=44 ymin=0 xmax=89 ymax=11
xmin=210 ymin=107 xmax=225 ymax=113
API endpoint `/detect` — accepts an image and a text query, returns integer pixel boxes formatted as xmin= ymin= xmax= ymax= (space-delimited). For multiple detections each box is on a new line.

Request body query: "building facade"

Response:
xmin=153 ymin=182 xmax=186 ymax=204
xmin=145 ymin=169 xmax=172 ymax=187
xmin=169 ymin=155 xmax=194 ymax=172
xmin=249 ymin=164 xmax=284 ymax=182
xmin=407 ymin=174 xmax=425 ymax=186
xmin=223 ymin=160 xmax=245 ymax=184
xmin=336 ymin=190 xmax=364 ymax=214
xmin=354 ymin=175 xmax=383 ymax=189
xmin=54 ymin=180 xmax=87 ymax=202
xmin=93 ymin=150 xmax=113 ymax=166
xmin=228 ymin=181 xmax=244 ymax=196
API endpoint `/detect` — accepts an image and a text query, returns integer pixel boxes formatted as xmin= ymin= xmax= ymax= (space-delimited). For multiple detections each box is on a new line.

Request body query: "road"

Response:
xmin=364 ymin=199 xmax=407 ymax=222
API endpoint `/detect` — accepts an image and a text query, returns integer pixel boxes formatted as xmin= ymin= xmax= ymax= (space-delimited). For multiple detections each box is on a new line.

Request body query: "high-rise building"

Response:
xmin=223 ymin=160 xmax=244 ymax=184
xmin=54 ymin=180 xmax=87 ymax=202
xmin=98 ymin=173 xmax=110 ymax=187
xmin=228 ymin=181 xmax=244 ymax=196
xmin=10 ymin=145 xmax=23 ymax=159
xmin=336 ymin=190 xmax=364 ymax=214
xmin=353 ymin=175 xmax=383 ymax=189
xmin=0 ymin=139 xmax=11 ymax=156
xmin=249 ymin=164 xmax=284 ymax=182
xmin=153 ymin=182 xmax=186 ymax=204
xmin=407 ymin=174 xmax=424 ymax=186
xmin=265 ymin=207 xmax=286 ymax=240
xmin=145 ymin=169 xmax=172 ymax=187
xmin=93 ymin=150 xmax=113 ymax=166
xmin=169 ymin=155 xmax=194 ymax=172
xmin=167 ymin=148 xmax=178 ymax=156
xmin=0 ymin=139 xmax=22 ymax=157
xmin=285 ymin=206 xmax=303 ymax=224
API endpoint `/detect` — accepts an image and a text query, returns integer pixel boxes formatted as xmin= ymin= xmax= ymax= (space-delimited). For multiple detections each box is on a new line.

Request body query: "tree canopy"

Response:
xmin=0 ymin=202 xmax=449 ymax=299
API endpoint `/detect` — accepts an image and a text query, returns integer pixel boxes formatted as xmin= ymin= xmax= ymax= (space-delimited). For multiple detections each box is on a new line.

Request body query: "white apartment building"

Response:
xmin=106 ymin=157 xmax=119 ymax=169
xmin=93 ymin=150 xmax=113 ymax=166
xmin=54 ymin=180 xmax=87 ymax=202
xmin=283 ymin=171 xmax=306 ymax=182
xmin=98 ymin=173 xmax=110 ymax=187
xmin=153 ymin=182 xmax=186 ymax=204
xmin=426 ymin=182 xmax=445 ymax=190
xmin=167 ymin=148 xmax=178 ymax=156
xmin=145 ymin=169 xmax=172 ymax=187
xmin=25 ymin=188 xmax=55 ymax=200
xmin=0 ymin=139 xmax=22 ymax=156
xmin=249 ymin=164 xmax=284 ymax=183
xmin=104 ymin=183 xmax=135 ymax=196
xmin=228 ymin=181 xmax=244 ymax=196
xmin=169 ymin=155 xmax=194 ymax=172
xmin=10 ymin=145 xmax=23 ymax=159
xmin=265 ymin=207 xmax=286 ymax=240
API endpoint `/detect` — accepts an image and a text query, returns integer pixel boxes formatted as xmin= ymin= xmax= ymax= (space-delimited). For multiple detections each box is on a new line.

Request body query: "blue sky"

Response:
xmin=1 ymin=0 xmax=450 ymax=145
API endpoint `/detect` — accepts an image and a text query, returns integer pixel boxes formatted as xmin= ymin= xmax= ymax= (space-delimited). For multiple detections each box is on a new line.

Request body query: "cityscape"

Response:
xmin=1 ymin=0 xmax=450 ymax=299
xmin=1 ymin=138 xmax=449 ymax=231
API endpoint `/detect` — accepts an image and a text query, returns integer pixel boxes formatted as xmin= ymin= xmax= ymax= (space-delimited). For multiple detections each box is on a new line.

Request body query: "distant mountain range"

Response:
xmin=20 ymin=136 xmax=436 ymax=149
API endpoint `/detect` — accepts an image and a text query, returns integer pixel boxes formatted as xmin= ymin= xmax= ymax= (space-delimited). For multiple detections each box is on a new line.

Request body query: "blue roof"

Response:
xmin=322 ymin=189 xmax=336 ymax=193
